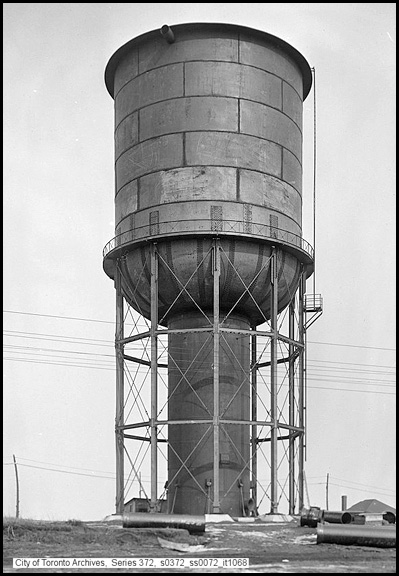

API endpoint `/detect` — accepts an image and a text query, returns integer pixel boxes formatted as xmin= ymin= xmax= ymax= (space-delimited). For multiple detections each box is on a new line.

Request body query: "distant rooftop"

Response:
xmin=346 ymin=498 xmax=396 ymax=514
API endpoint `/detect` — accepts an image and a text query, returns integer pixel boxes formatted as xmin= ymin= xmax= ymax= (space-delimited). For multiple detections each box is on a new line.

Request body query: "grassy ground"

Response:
xmin=3 ymin=516 xmax=396 ymax=573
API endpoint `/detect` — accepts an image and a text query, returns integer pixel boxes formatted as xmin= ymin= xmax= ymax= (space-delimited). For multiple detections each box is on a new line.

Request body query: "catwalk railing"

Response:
xmin=103 ymin=219 xmax=314 ymax=261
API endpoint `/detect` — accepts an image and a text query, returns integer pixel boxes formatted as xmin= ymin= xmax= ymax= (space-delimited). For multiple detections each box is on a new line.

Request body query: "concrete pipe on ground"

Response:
xmin=317 ymin=524 xmax=396 ymax=548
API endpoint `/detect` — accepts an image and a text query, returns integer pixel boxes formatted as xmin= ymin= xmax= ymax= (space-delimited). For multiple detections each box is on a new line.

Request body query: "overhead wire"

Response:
xmin=5 ymin=458 xmax=395 ymax=497
xmin=3 ymin=310 xmax=396 ymax=352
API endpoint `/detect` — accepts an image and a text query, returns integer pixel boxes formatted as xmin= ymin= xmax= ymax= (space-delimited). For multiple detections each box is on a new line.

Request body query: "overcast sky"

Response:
xmin=3 ymin=3 xmax=396 ymax=521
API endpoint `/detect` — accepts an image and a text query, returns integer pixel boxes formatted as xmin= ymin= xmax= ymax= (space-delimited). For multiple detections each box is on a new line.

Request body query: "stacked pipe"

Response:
xmin=300 ymin=507 xmax=396 ymax=547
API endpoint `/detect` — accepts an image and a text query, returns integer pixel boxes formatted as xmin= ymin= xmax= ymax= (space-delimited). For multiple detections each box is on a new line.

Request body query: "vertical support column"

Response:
xmin=212 ymin=239 xmax=221 ymax=513
xmin=251 ymin=327 xmax=257 ymax=509
xmin=288 ymin=299 xmax=295 ymax=514
xmin=150 ymin=243 xmax=158 ymax=512
xmin=270 ymin=247 xmax=278 ymax=514
xmin=298 ymin=267 xmax=306 ymax=511
xmin=115 ymin=261 xmax=125 ymax=515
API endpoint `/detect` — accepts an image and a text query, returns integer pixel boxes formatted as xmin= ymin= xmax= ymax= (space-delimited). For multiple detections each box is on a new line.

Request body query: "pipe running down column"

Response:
xmin=270 ymin=247 xmax=278 ymax=514
xmin=150 ymin=243 xmax=158 ymax=512
xmin=288 ymin=300 xmax=295 ymax=514
xmin=115 ymin=262 xmax=125 ymax=514
xmin=212 ymin=239 xmax=221 ymax=513
xmin=251 ymin=327 xmax=257 ymax=512
xmin=298 ymin=267 xmax=306 ymax=511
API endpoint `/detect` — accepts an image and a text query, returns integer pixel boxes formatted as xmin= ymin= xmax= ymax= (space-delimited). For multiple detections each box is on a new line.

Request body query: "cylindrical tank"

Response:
xmin=103 ymin=23 xmax=313 ymax=516
xmin=168 ymin=311 xmax=250 ymax=515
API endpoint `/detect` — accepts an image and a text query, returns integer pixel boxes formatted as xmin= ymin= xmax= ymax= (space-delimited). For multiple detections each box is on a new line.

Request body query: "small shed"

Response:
xmin=124 ymin=497 xmax=167 ymax=514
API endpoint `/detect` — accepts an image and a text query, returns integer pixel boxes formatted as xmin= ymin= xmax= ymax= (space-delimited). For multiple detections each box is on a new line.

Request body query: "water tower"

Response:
xmin=103 ymin=23 xmax=322 ymax=517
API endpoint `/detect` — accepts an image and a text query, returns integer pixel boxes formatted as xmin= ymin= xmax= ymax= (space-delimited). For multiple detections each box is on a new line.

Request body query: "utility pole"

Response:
xmin=13 ymin=454 xmax=20 ymax=518
xmin=325 ymin=472 xmax=329 ymax=510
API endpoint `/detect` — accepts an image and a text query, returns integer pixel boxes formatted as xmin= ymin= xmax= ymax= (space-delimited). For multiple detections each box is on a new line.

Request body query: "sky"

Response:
xmin=3 ymin=3 xmax=396 ymax=521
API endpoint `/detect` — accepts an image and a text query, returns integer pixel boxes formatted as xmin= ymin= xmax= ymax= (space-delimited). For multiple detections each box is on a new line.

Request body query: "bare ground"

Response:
xmin=3 ymin=518 xmax=396 ymax=573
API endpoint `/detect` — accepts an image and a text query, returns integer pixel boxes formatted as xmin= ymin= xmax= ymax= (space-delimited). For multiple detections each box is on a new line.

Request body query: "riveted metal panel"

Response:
xmin=139 ymin=28 xmax=239 ymax=74
xmin=115 ymin=63 xmax=184 ymax=126
xmin=243 ymin=204 xmax=253 ymax=234
xmin=115 ymin=180 xmax=138 ymax=226
xmin=282 ymin=148 xmax=302 ymax=194
xmin=116 ymin=212 xmax=136 ymax=237
xmin=239 ymin=170 xmax=302 ymax=225
xmin=131 ymin=201 xmax=302 ymax=238
xmin=139 ymin=167 xmax=237 ymax=209
xmin=240 ymin=100 xmax=302 ymax=161
xmin=282 ymin=80 xmax=303 ymax=128
xmin=114 ymin=48 xmax=139 ymax=96
xmin=186 ymin=132 xmax=281 ymax=176
xmin=211 ymin=205 xmax=223 ymax=231
xmin=115 ymin=112 xmax=138 ymax=159
xmin=240 ymin=35 xmax=303 ymax=98
xmin=116 ymin=134 xmax=183 ymax=190
xmin=149 ymin=210 xmax=159 ymax=235
xmin=185 ymin=61 xmax=282 ymax=109
xmin=270 ymin=214 xmax=279 ymax=238
xmin=122 ymin=236 xmax=302 ymax=323
xmin=140 ymin=97 xmax=238 ymax=141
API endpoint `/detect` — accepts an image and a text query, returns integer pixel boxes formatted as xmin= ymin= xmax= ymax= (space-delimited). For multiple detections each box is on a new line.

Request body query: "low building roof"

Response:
xmin=346 ymin=498 xmax=396 ymax=514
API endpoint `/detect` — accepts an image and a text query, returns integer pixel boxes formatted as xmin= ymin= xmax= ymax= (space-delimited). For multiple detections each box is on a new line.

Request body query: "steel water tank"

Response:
xmin=103 ymin=23 xmax=313 ymax=516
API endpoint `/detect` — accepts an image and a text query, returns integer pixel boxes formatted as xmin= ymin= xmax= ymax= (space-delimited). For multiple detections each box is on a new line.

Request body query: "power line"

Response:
xmin=308 ymin=341 xmax=395 ymax=352
xmin=4 ymin=343 xmax=396 ymax=374
xmin=3 ymin=333 xmax=113 ymax=348
xmin=3 ymin=357 xmax=115 ymax=371
xmin=3 ymin=309 xmax=115 ymax=325
xmin=4 ymin=330 xmax=112 ymax=344
xmin=330 ymin=475 xmax=397 ymax=494
xmin=15 ymin=457 xmax=118 ymax=474
xmin=329 ymin=482 xmax=396 ymax=499
xmin=15 ymin=462 xmax=115 ymax=479
xmin=4 ymin=347 xmax=395 ymax=383
xmin=3 ymin=345 xmax=115 ymax=358
xmin=3 ymin=357 xmax=396 ymax=394
xmin=309 ymin=359 xmax=395 ymax=369
xmin=6 ymin=353 xmax=394 ymax=387
xmin=304 ymin=385 xmax=394 ymax=395
xmin=10 ymin=457 xmax=152 ymax=481
xmin=6 ymin=458 xmax=395 ymax=497
xmin=4 ymin=350 xmax=115 ymax=364
xmin=4 ymin=338 xmax=395 ymax=374
xmin=3 ymin=310 xmax=395 ymax=352
xmin=3 ymin=462 xmax=158 ymax=483
xmin=308 ymin=363 xmax=395 ymax=374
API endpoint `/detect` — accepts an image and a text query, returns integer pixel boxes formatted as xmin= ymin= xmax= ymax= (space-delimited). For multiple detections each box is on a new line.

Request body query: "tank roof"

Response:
xmin=104 ymin=22 xmax=312 ymax=99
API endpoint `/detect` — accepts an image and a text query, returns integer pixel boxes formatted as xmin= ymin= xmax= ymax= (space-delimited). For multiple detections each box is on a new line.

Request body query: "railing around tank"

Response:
xmin=103 ymin=219 xmax=314 ymax=261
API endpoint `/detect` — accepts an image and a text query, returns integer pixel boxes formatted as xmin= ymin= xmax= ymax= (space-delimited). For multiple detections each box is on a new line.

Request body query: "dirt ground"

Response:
xmin=3 ymin=517 xmax=396 ymax=573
